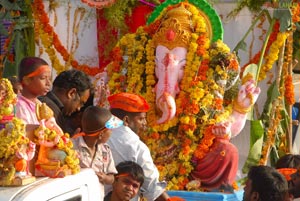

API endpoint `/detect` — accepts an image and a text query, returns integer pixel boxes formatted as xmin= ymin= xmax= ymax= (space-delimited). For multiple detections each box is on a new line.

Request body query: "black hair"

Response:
xmin=18 ymin=57 xmax=49 ymax=82
xmin=53 ymin=69 xmax=93 ymax=96
xmin=276 ymin=154 xmax=300 ymax=169
xmin=115 ymin=161 xmax=144 ymax=186
xmin=247 ymin=165 xmax=289 ymax=201
xmin=110 ymin=108 xmax=140 ymax=120
xmin=81 ymin=106 xmax=111 ymax=134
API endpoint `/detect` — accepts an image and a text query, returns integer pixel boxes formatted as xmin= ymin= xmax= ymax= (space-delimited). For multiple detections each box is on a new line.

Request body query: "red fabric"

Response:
xmin=167 ymin=196 xmax=186 ymax=201
xmin=96 ymin=4 xmax=154 ymax=70
xmin=96 ymin=9 xmax=118 ymax=70
xmin=190 ymin=138 xmax=239 ymax=189
xmin=125 ymin=5 xmax=153 ymax=33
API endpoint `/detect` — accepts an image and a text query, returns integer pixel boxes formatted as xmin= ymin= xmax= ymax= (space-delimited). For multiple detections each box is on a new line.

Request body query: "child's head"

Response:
xmin=18 ymin=57 xmax=52 ymax=97
xmin=276 ymin=154 xmax=300 ymax=182
xmin=276 ymin=154 xmax=300 ymax=169
xmin=7 ymin=76 xmax=22 ymax=94
xmin=81 ymin=106 xmax=123 ymax=143
xmin=112 ymin=161 xmax=144 ymax=200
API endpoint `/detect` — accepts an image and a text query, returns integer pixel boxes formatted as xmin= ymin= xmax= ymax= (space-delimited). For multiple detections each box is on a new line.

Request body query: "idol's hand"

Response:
xmin=212 ymin=121 xmax=231 ymax=139
xmin=234 ymin=79 xmax=261 ymax=114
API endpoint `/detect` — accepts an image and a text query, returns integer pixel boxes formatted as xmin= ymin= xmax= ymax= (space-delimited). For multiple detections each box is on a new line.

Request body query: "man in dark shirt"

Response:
xmin=39 ymin=69 xmax=93 ymax=135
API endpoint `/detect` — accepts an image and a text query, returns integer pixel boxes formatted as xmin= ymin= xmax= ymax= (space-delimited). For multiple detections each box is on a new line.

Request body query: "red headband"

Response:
xmin=25 ymin=65 xmax=51 ymax=78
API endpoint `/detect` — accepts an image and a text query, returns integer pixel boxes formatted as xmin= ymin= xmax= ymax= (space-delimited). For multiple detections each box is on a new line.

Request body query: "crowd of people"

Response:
xmin=3 ymin=56 xmax=300 ymax=201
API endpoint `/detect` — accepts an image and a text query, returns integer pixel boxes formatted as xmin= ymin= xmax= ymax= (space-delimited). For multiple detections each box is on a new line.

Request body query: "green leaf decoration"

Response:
xmin=260 ymin=82 xmax=280 ymax=122
xmin=147 ymin=0 xmax=223 ymax=42
xmin=0 ymin=22 xmax=9 ymax=36
xmin=273 ymin=9 xmax=292 ymax=32
xmin=233 ymin=40 xmax=247 ymax=53
xmin=242 ymin=120 xmax=264 ymax=173
xmin=0 ymin=0 xmax=21 ymax=10
xmin=2 ymin=59 xmax=17 ymax=78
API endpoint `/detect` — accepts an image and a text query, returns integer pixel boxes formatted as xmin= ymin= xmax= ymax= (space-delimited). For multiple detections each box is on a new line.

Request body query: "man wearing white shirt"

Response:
xmin=106 ymin=92 xmax=171 ymax=201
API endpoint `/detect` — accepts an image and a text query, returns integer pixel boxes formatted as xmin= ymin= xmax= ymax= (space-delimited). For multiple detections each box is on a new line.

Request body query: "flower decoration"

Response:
xmin=0 ymin=78 xmax=17 ymax=122
xmin=32 ymin=0 xmax=102 ymax=76
xmin=107 ymin=1 xmax=239 ymax=190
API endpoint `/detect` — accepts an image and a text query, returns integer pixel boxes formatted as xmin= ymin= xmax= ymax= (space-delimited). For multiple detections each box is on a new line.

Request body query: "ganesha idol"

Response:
xmin=97 ymin=0 xmax=261 ymax=191
xmin=33 ymin=103 xmax=80 ymax=178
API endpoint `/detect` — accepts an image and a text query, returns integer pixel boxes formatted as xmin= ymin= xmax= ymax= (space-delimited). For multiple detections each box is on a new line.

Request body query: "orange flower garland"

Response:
xmin=32 ymin=0 xmax=101 ymax=76
xmin=107 ymin=2 xmax=238 ymax=190
xmin=241 ymin=20 xmax=280 ymax=75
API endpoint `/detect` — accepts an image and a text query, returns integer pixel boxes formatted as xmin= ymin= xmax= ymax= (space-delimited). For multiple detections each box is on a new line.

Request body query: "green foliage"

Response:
xmin=0 ymin=0 xmax=34 ymax=78
xmin=294 ymin=23 xmax=300 ymax=62
xmin=103 ymin=0 xmax=160 ymax=33
xmin=242 ymin=120 xmax=264 ymax=173
xmin=227 ymin=0 xmax=268 ymax=19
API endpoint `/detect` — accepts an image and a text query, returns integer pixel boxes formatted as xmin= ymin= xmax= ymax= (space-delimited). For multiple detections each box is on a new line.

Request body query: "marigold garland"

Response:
xmin=32 ymin=0 xmax=101 ymax=76
xmin=241 ymin=20 xmax=280 ymax=74
xmin=107 ymin=2 xmax=239 ymax=190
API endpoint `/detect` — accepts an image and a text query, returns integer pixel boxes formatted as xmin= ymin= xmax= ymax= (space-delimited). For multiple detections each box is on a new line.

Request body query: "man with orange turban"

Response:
xmin=106 ymin=92 xmax=178 ymax=201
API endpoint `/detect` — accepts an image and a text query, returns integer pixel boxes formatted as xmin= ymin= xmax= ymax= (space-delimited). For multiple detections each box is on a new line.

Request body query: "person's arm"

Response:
xmin=96 ymin=172 xmax=114 ymax=185
xmin=154 ymin=191 xmax=170 ymax=201
xmin=155 ymin=192 xmax=186 ymax=201
xmin=212 ymin=79 xmax=261 ymax=138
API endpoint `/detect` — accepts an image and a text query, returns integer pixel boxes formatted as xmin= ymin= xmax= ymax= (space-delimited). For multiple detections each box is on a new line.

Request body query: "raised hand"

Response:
xmin=234 ymin=79 xmax=261 ymax=114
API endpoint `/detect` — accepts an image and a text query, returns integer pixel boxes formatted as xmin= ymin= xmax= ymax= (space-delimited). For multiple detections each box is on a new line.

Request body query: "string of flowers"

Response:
xmin=241 ymin=20 xmax=280 ymax=73
xmin=32 ymin=0 xmax=101 ymax=76
xmin=259 ymin=102 xmax=282 ymax=165
xmin=283 ymin=31 xmax=295 ymax=106
xmin=258 ymin=31 xmax=288 ymax=81
xmin=107 ymin=2 xmax=239 ymax=190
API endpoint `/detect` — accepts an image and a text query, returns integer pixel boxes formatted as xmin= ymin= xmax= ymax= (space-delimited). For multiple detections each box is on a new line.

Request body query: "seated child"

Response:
xmin=72 ymin=105 xmax=123 ymax=200
xmin=104 ymin=161 xmax=145 ymax=201
xmin=16 ymin=57 xmax=52 ymax=124
xmin=7 ymin=75 xmax=22 ymax=95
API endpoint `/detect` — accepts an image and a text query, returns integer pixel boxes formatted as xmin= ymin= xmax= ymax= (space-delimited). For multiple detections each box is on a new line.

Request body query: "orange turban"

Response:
xmin=108 ymin=92 xmax=149 ymax=112
xmin=277 ymin=168 xmax=297 ymax=181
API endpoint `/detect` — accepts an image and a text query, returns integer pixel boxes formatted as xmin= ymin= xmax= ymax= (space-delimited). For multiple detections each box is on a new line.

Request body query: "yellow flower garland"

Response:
xmin=0 ymin=78 xmax=17 ymax=120
xmin=108 ymin=2 xmax=239 ymax=190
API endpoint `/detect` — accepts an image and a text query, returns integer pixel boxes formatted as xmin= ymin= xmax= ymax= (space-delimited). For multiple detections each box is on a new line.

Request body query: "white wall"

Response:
xmin=37 ymin=0 xmax=99 ymax=80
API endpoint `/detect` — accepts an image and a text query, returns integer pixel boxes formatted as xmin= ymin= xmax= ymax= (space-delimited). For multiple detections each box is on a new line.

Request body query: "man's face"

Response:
xmin=112 ymin=176 xmax=141 ymax=201
xmin=127 ymin=112 xmax=147 ymax=135
xmin=64 ymin=89 xmax=90 ymax=116
xmin=289 ymin=170 xmax=300 ymax=198
xmin=243 ymin=179 xmax=257 ymax=201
